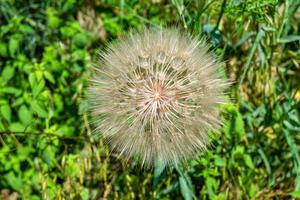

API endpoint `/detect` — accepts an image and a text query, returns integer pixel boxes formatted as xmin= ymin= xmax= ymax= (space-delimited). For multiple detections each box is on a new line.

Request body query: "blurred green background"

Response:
xmin=0 ymin=0 xmax=300 ymax=199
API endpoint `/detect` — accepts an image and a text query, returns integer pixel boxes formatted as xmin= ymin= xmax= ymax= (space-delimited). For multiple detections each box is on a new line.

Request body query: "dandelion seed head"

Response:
xmin=88 ymin=28 xmax=228 ymax=167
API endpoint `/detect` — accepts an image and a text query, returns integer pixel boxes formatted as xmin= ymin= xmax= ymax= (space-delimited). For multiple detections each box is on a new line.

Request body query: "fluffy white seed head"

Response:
xmin=88 ymin=28 xmax=228 ymax=167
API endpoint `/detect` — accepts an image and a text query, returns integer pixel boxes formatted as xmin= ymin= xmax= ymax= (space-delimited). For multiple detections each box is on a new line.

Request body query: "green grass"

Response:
xmin=0 ymin=0 xmax=300 ymax=199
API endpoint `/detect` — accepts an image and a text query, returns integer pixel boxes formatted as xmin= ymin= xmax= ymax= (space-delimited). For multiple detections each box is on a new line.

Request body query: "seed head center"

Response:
xmin=154 ymin=92 xmax=160 ymax=100
xmin=152 ymin=84 xmax=166 ymax=101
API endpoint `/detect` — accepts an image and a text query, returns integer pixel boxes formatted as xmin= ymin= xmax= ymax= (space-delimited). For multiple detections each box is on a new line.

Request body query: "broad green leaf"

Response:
xmin=234 ymin=145 xmax=245 ymax=156
xmin=235 ymin=110 xmax=245 ymax=138
xmin=11 ymin=97 xmax=24 ymax=107
xmin=29 ymin=73 xmax=36 ymax=88
xmin=17 ymin=145 xmax=31 ymax=161
xmin=249 ymin=184 xmax=258 ymax=197
xmin=0 ymin=104 xmax=11 ymax=122
xmin=53 ymin=93 xmax=64 ymax=113
xmin=35 ymin=70 xmax=44 ymax=81
xmin=42 ymin=146 xmax=56 ymax=167
xmin=32 ymin=79 xmax=45 ymax=97
xmin=214 ymin=156 xmax=225 ymax=167
xmin=31 ymin=100 xmax=48 ymax=118
xmin=43 ymin=71 xmax=55 ymax=84
xmin=1 ymin=65 xmax=15 ymax=82
xmin=78 ymin=99 xmax=88 ymax=114
xmin=18 ymin=105 xmax=33 ymax=125
xmin=0 ymin=87 xmax=22 ymax=95
xmin=223 ymin=104 xmax=246 ymax=139
xmin=60 ymin=26 xmax=77 ymax=37
xmin=206 ymin=176 xmax=217 ymax=199
xmin=290 ymin=191 xmax=300 ymax=198
xmin=57 ymin=125 xmax=75 ymax=136
xmin=46 ymin=7 xmax=61 ymax=29
xmin=65 ymin=155 xmax=80 ymax=177
xmin=19 ymin=24 xmax=35 ymax=34
xmin=0 ymin=42 xmax=8 ymax=57
xmin=48 ymin=15 xmax=61 ymax=29
xmin=5 ymin=172 xmax=23 ymax=191
xmin=62 ymin=0 xmax=76 ymax=12
xmin=73 ymin=32 xmax=90 ymax=48
xmin=80 ymin=188 xmax=90 ymax=200
xmin=9 ymin=122 xmax=25 ymax=132
xmin=9 ymin=36 xmax=20 ymax=56
xmin=0 ymin=121 xmax=4 ymax=131
xmin=244 ymin=155 xmax=254 ymax=169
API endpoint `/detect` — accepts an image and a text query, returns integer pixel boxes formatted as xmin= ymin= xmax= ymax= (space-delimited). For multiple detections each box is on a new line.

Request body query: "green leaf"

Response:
xmin=18 ymin=105 xmax=33 ymax=125
xmin=0 ymin=42 xmax=8 ymax=57
xmin=80 ymin=188 xmax=90 ymax=200
xmin=32 ymin=79 xmax=45 ymax=97
xmin=258 ymin=149 xmax=271 ymax=175
xmin=234 ymin=31 xmax=256 ymax=48
xmin=11 ymin=97 xmax=24 ymax=107
xmin=46 ymin=7 xmax=61 ymax=29
xmin=0 ymin=87 xmax=22 ymax=95
xmin=19 ymin=24 xmax=35 ymax=34
xmin=29 ymin=71 xmax=45 ymax=97
xmin=53 ymin=93 xmax=64 ymax=113
xmin=42 ymin=146 xmax=56 ymax=167
xmin=206 ymin=176 xmax=217 ymax=199
xmin=177 ymin=168 xmax=196 ymax=200
xmin=9 ymin=122 xmax=26 ymax=132
xmin=9 ymin=36 xmax=20 ymax=56
xmin=179 ymin=176 xmax=193 ymax=200
xmin=35 ymin=70 xmax=44 ymax=81
xmin=5 ymin=172 xmax=23 ymax=191
xmin=283 ymin=129 xmax=300 ymax=168
xmin=65 ymin=155 xmax=80 ymax=177
xmin=78 ymin=99 xmax=88 ymax=114
xmin=223 ymin=104 xmax=246 ymax=139
xmin=60 ymin=26 xmax=77 ymax=38
xmin=234 ymin=145 xmax=245 ymax=156
xmin=295 ymin=172 xmax=300 ymax=192
xmin=153 ymin=157 xmax=166 ymax=186
xmin=214 ymin=156 xmax=225 ymax=167
xmin=284 ymin=120 xmax=300 ymax=132
xmin=62 ymin=0 xmax=77 ymax=12
xmin=235 ymin=110 xmax=245 ymax=137
xmin=1 ymin=65 xmax=15 ymax=82
xmin=73 ymin=32 xmax=90 ymax=48
xmin=290 ymin=191 xmax=300 ymax=198
xmin=57 ymin=125 xmax=75 ymax=136
xmin=249 ymin=183 xmax=259 ymax=197
xmin=43 ymin=71 xmax=55 ymax=84
xmin=31 ymin=100 xmax=48 ymax=118
xmin=279 ymin=35 xmax=300 ymax=43
xmin=29 ymin=73 xmax=36 ymax=88
xmin=1 ymin=104 xmax=12 ymax=122
xmin=244 ymin=154 xmax=254 ymax=169
xmin=17 ymin=145 xmax=31 ymax=161
xmin=0 ymin=121 xmax=4 ymax=131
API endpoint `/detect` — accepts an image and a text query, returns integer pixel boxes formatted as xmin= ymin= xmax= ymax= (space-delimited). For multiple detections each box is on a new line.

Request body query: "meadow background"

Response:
xmin=0 ymin=0 xmax=300 ymax=199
